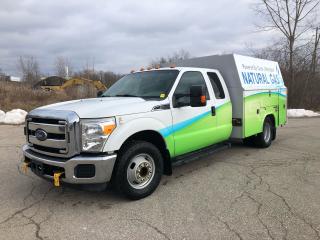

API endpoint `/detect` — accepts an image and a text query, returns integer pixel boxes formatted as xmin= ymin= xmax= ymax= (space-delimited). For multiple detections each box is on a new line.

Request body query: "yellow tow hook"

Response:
xmin=22 ymin=162 xmax=30 ymax=174
xmin=53 ymin=172 xmax=64 ymax=187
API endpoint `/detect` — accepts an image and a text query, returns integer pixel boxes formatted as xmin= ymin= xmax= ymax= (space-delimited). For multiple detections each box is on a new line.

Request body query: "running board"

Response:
xmin=172 ymin=142 xmax=231 ymax=167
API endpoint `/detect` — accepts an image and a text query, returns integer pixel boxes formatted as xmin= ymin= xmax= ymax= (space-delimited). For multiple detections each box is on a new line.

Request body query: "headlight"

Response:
xmin=81 ymin=118 xmax=116 ymax=152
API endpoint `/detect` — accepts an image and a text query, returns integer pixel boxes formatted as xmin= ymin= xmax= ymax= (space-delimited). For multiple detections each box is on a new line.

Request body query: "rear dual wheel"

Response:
xmin=244 ymin=117 xmax=275 ymax=148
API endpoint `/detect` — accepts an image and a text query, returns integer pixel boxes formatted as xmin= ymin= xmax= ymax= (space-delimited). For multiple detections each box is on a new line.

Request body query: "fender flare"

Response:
xmin=103 ymin=117 xmax=173 ymax=154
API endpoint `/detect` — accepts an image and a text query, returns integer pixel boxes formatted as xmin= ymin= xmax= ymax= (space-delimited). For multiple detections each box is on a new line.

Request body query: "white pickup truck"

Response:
xmin=23 ymin=54 xmax=287 ymax=199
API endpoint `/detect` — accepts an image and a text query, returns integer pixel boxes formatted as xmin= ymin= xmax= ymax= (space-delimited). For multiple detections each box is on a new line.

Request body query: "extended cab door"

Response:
xmin=206 ymin=71 xmax=232 ymax=142
xmin=170 ymin=70 xmax=218 ymax=156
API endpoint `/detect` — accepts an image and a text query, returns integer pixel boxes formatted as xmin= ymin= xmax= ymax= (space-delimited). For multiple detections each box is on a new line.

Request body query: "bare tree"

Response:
xmin=310 ymin=26 xmax=320 ymax=74
xmin=300 ymin=26 xmax=320 ymax=104
xmin=0 ymin=68 xmax=6 ymax=82
xmin=150 ymin=49 xmax=191 ymax=67
xmin=17 ymin=56 xmax=41 ymax=84
xmin=257 ymin=0 xmax=319 ymax=103
xmin=54 ymin=56 xmax=72 ymax=78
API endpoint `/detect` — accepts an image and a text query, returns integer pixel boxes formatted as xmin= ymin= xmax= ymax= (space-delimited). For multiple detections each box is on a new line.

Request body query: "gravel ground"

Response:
xmin=0 ymin=118 xmax=319 ymax=240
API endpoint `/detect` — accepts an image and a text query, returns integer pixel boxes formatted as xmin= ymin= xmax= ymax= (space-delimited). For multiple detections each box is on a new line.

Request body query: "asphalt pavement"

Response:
xmin=0 ymin=118 xmax=319 ymax=240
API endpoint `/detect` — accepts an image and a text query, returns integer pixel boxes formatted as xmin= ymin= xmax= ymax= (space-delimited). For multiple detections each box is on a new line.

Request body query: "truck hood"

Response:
xmin=38 ymin=97 xmax=159 ymax=118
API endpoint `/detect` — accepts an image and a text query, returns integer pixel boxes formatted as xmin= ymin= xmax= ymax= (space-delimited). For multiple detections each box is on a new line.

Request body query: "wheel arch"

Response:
xmin=116 ymin=130 xmax=172 ymax=176
xmin=265 ymin=113 xmax=275 ymax=126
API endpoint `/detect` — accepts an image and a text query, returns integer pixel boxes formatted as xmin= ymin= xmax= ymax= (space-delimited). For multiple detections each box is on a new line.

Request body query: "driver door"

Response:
xmin=170 ymin=71 xmax=217 ymax=157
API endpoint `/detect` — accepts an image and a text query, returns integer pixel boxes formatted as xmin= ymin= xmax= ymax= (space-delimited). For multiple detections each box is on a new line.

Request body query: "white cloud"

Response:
xmin=0 ymin=0 xmax=274 ymax=76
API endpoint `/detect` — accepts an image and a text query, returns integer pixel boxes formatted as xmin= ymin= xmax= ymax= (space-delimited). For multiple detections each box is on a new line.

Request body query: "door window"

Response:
xmin=207 ymin=72 xmax=225 ymax=99
xmin=174 ymin=71 xmax=209 ymax=106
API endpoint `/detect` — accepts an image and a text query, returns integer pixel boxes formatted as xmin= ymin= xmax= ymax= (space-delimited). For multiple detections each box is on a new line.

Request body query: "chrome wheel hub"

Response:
xmin=127 ymin=153 xmax=155 ymax=189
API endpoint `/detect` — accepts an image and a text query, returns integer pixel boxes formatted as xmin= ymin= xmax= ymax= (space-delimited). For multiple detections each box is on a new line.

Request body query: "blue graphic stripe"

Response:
xmin=160 ymin=102 xmax=226 ymax=138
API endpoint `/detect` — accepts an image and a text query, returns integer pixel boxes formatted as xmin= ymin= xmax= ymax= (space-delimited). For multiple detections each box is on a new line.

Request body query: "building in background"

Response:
xmin=0 ymin=73 xmax=21 ymax=82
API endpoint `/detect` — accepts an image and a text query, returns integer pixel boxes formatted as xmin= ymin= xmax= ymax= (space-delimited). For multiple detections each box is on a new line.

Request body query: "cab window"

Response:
xmin=174 ymin=71 xmax=209 ymax=106
xmin=207 ymin=72 xmax=225 ymax=99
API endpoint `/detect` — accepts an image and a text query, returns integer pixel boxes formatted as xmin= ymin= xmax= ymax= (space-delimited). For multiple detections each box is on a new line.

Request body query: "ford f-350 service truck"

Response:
xmin=22 ymin=54 xmax=287 ymax=199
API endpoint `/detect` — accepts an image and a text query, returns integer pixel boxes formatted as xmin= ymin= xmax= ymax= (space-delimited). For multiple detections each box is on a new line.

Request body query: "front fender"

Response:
xmin=103 ymin=116 xmax=173 ymax=154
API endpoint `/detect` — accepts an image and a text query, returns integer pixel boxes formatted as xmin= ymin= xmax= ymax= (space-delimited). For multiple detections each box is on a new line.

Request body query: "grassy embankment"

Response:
xmin=0 ymin=81 xmax=97 ymax=112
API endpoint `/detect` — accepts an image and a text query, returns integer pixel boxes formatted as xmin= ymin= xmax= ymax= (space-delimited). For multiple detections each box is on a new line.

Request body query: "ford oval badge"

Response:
xmin=35 ymin=129 xmax=48 ymax=141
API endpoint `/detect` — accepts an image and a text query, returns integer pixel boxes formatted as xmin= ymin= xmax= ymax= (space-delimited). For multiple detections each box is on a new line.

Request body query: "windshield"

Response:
xmin=101 ymin=70 xmax=179 ymax=100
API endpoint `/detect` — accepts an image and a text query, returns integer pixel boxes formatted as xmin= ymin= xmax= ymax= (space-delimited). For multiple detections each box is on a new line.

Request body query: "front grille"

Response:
xmin=29 ymin=118 xmax=62 ymax=125
xmin=26 ymin=110 xmax=80 ymax=158
xmin=32 ymin=144 xmax=65 ymax=154
xmin=28 ymin=130 xmax=66 ymax=140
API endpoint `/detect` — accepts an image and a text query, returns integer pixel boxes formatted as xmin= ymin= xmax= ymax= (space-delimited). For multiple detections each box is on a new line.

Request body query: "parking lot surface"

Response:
xmin=0 ymin=118 xmax=319 ymax=240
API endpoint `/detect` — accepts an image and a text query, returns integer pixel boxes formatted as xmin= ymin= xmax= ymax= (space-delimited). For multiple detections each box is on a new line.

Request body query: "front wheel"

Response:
xmin=113 ymin=141 xmax=163 ymax=200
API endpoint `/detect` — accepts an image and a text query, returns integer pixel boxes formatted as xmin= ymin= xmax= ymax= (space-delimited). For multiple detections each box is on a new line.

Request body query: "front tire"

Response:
xmin=113 ymin=141 xmax=163 ymax=200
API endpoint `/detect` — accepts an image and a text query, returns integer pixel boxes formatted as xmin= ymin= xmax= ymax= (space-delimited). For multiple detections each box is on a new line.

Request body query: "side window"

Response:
xmin=174 ymin=71 xmax=209 ymax=105
xmin=207 ymin=72 xmax=225 ymax=99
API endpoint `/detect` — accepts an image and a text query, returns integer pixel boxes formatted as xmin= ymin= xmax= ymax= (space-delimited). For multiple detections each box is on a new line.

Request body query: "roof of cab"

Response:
xmin=131 ymin=66 xmax=218 ymax=73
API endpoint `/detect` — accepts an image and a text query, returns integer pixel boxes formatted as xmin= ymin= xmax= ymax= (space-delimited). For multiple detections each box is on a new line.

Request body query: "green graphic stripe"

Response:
xmin=160 ymin=101 xmax=230 ymax=137
xmin=162 ymin=102 xmax=232 ymax=157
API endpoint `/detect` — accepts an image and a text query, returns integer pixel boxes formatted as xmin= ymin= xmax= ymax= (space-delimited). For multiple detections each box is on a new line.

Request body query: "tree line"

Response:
xmin=15 ymin=56 xmax=123 ymax=88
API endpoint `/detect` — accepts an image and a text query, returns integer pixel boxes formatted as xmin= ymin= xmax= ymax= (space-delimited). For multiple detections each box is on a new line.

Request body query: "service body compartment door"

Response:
xmin=243 ymin=90 xmax=262 ymax=137
xmin=278 ymin=87 xmax=287 ymax=125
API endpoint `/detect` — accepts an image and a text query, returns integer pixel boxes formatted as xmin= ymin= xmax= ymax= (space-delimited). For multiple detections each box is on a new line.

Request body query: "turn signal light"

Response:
xmin=103 ymin=123 xmax=116 ymax=135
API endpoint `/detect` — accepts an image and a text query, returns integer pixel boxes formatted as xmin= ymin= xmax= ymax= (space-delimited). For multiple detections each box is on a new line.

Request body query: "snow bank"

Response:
xmin=288 ymin=109 xmax=320 ymax=118
xmin=0 ymin=108 xmax=318 ymax=124
xmin=0 ymin=110 xmax=5 ymax=123
xmin=0 ymin=109 xmax=28 ymax=124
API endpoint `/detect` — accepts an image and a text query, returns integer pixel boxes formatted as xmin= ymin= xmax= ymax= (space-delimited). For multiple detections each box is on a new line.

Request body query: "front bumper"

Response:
xmin=22 ymin=145 xmax=117 ymax=184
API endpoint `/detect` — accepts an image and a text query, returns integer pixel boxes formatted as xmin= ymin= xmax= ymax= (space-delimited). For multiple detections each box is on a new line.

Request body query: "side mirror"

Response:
xmin=190 ymin=85 xmax=206 ymax=107
xmin=97 ymin=91 xmax=104 ymax=97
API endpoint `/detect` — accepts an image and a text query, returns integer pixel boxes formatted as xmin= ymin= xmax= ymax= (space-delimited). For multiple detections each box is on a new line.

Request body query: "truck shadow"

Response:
xmin=22 ymin=142 xmax=254 ymax=206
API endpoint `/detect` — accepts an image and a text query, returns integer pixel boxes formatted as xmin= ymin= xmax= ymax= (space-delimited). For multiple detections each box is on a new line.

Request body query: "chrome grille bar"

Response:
xmin=25 ymin=109 xmax=80 ymax=158
xmin=28 ymin=122 xmax=66 ymax=134
xmin=29 ymin=136 xmax=66 ymax=149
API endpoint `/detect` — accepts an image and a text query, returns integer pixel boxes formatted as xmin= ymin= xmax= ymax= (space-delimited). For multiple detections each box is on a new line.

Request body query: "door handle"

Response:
xmin=211 ymin=106 xmax=216 ymax=116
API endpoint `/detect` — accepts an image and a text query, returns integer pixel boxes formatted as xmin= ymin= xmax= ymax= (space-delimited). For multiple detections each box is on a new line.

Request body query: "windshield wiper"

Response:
xmin=103 ymin=94 xmax=159 ymax=99
xmin=114 ymin=94 xmax=140 ymax=97
xmin=141 ymin=96 xmax=160 ymax=99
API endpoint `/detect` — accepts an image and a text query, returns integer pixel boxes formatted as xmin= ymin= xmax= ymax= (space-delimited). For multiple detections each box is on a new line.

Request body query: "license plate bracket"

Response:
xmin=30 ymin=160 xmax=44 ymax=176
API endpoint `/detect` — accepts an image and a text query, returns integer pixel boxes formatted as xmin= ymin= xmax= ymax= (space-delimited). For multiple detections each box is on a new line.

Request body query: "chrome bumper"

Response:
xmin=22 ymin=145 xmax=117 ymax=184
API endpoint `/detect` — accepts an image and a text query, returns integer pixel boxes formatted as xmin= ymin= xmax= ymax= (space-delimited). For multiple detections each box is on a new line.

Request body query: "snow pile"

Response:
xmin=0 ymin=109 xmax=28 ymax=124
xmin=288 ymin=109 xmax=320 ymax=118
xmin=0 ymin=110 xmax=5 ymax=123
